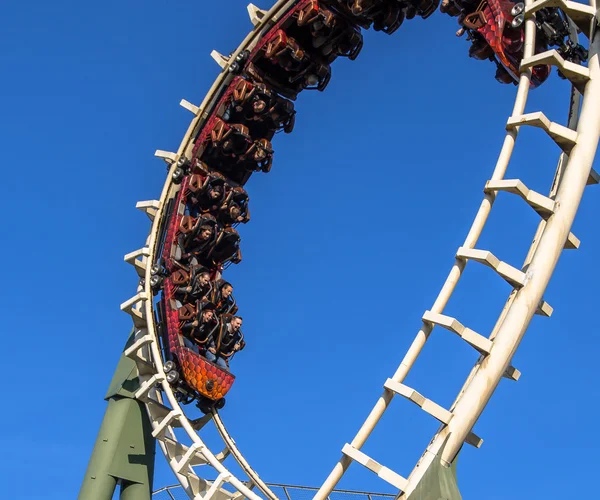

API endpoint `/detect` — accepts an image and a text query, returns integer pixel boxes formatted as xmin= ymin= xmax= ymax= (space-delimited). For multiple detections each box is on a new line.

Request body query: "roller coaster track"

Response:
xmin=119 ymin=1 xmax=600 ymax=499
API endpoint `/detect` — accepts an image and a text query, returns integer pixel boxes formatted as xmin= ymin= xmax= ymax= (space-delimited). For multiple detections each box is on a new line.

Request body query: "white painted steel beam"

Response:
xmin=503 ymin=366 xmax=521 ymax=381
xmin=484 ymin=179 xmax=556 ymax=218
xmin=211 ymin=50 xmax=230 ymax=69
xmin=506 ymin=112 xmax=578 ymax=153
xmin=136 ymin=200 xmax=161 ymax=221
xmin=456 ymin=247 xmax=527 ymax=288
xmin=247 ymin=4 xmax=268 ymax=25
xmin=524 ymin=0 xmax=595 ymax=38
xmin=155 ymin=149 xmax=178 ymax=164
xmin=384 ymin=379 xmax=453 ymax=424
xmin=180 ymin=99 xmax=200 ymax=115
xmin=341 ymin=444 xmax=408 ymax=491
xmin=520 ymin=50 xmax=590 ymax=93
xmin=124 ymin=247 xmax=150 ymax=277
xmin=120 ymin=291 xmax=148 ymax=328
xmin=422 ymin=310 xmax=493 ymax=354
xmin=536 ymin=300 xmax=554 ymax=317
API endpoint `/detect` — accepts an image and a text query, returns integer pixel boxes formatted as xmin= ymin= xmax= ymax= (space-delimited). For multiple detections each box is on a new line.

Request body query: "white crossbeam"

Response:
xmin=120 ymin=292 xmax=149 ymax=327
xmin=175 ymin=442 xmax=209 ymax=474
xmin=146 ymin=400 xmax=180 ymax=425
xmin=536 ymin=300 xmax=553 ymax=317
xmin=136 ymin=200 xmax=161 ymax=222
xmin=134 ymin=374 xmax=165 ymax=401
xmin=384 ymin=379 xmax=453 ymax=424
xmin=124 ymin=247 xmax=150 ymax=277
xmin=247 ymin=4 xmax=267 ymax=26
xmin=565 ymin=232 xmax=581 ymax=250
xmin=152 ymin=409 xmax=183 ymax=439
xmin=456 ymin=247 xmax=527 ymax=288
xmin=524 ymin=0 xmax=595 ymax=38
xmin=506 ymin=112 xmax=578 ymax=154
xmin=503 ymin=366 xmax=521 ymax=381
xmin=180 ymin=99 xmax=199 ymax=115
xmin=155 ymin=150 xmax=178 ymax=164
xmin=484 ymin=179 xmax=555 ymax=218
xmin=211 ymin=50 xmax=230 ymax=69
xmin=341 ymin=444 xmax=408 ymax=491
xmin=465 ymin=432 xmax=483 ymax=448
xmin=124 ymin=330 xmax=153 ymax=359
xmin=422 ymin=310 xmax=493 ymax=354
xmin=520 ymin=50 xmax=590 ymax=93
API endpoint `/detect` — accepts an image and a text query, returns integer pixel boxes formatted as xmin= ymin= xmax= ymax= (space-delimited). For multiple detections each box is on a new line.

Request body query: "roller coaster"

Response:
xmin=79 ymin=1 xmax=600 ymax=499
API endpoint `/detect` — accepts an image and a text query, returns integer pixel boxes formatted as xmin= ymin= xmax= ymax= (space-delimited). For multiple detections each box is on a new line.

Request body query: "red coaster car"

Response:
xmin=442 ymin=0 xmax=588 ymax=87
xmin=158 ymin=280 xmax=235 ymax=413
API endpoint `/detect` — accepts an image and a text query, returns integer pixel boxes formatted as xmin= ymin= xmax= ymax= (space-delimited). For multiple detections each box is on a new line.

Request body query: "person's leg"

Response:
xmin=205 ymin=350 xmax=217 ymax=362
xmin=215 ymin=357 xmax=228 ymax=370
xmin=182 ymin=336 xmax=199 ymax=353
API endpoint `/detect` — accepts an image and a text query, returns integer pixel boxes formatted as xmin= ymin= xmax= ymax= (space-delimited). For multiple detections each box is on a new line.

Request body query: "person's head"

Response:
xmin=230 ymin=316 xmax=243 ymax=332
xmin=209 ymin=186 xmax=222 ymax=200
xmin=199 ymin=225 xmax=213 ymax=241
xmin=229 ymin=205 xmax=241 ymax=220
xmin=198 ymin=271 xmax=211 ymax=287
xmin=253 ymin=99 xmax=266 ymax=114
xmin=201 ymin=308 xmax=214 ymax=323
xmin=221 ymin=282 xmax=233 ymax=299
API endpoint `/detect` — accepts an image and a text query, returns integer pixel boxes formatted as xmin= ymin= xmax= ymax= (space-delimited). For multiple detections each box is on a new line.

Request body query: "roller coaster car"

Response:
xmin=186 ymin=172 xmax=228 ymax=217
xmin=199 ymin=117 xmax=274 ymax=184
xmin=229 ymin=78 xmax=296 ymax=136
xmin=443 ymin=0 xmax=586 ymax=87
xmin=160 ymin=281 xmax=235 ymax=411
xmin=328 ymin=0 xmax=439 ymax=34
xmin=245 ymin=28 xmax=332 ymax=100
xmin=290 ymin=1 xmax=364 ymax=63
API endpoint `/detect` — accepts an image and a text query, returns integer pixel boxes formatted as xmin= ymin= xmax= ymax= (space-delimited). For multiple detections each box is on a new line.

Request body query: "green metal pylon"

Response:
xmin=407 ymin=437 xmax=462 ymax=500
xmin=78 ymin=331 xmax=156 ymax=500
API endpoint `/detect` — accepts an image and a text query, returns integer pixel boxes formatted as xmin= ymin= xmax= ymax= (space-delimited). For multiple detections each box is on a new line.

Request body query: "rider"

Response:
xmin=211 ymin=280 xmax=238 ymax=316
xmin=175 ymin=267 xmax=212 ymax=302
xmin=206 ymin=315 xmax=245 ymax=370
xmin=180 ymin=303 xmax=217 ymax=353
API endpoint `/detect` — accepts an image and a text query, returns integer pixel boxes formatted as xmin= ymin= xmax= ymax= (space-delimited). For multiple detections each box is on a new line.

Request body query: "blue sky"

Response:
xmin=1 ymin=1 xmax=598 ymax=499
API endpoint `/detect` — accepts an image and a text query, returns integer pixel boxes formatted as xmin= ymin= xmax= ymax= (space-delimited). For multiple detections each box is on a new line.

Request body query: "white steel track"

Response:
xmin=119 ymin=1 xmax=600 ymax=499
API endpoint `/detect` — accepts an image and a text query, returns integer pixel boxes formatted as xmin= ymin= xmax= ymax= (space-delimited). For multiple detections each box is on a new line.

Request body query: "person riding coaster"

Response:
xmin=217 ymin=186 xmax=250 ymax=226
xmin=228 ymin=78 xmax=296 ymax=137
xmin=187 ymin=173 xmax=228 ymax=218
xmin=176 ymin=214 xmax=219 ymax=265
xmin=172 ymin=265 xmax=213 ymax=303
xmin=211 ymin=279 xmax=239 ymax=316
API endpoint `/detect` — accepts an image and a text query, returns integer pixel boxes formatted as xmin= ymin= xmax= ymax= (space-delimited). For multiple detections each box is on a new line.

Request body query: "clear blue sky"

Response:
xmin=1 ymin=1 xmax=598 ymax=499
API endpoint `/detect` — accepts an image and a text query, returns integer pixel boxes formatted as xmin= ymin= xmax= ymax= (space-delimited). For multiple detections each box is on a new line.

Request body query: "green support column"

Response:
xmin=407 ymin=438 xmax=462 ymax=500
xmin=79 ymin=331 xmax=156 ymax=500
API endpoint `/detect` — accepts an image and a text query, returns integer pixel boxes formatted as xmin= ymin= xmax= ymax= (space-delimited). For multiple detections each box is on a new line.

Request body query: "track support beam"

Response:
xmin=78 ymin=331 xmax=155 ymax=500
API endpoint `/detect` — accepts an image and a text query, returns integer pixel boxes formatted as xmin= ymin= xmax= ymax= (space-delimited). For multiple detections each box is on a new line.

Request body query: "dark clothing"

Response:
xmin=215 ymin=321 xmax=244 ymax=358
xmin=181 ymin=318 xmax=216 ymax=348
xmin=211 ymin=281 xmax=238 ymax=316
